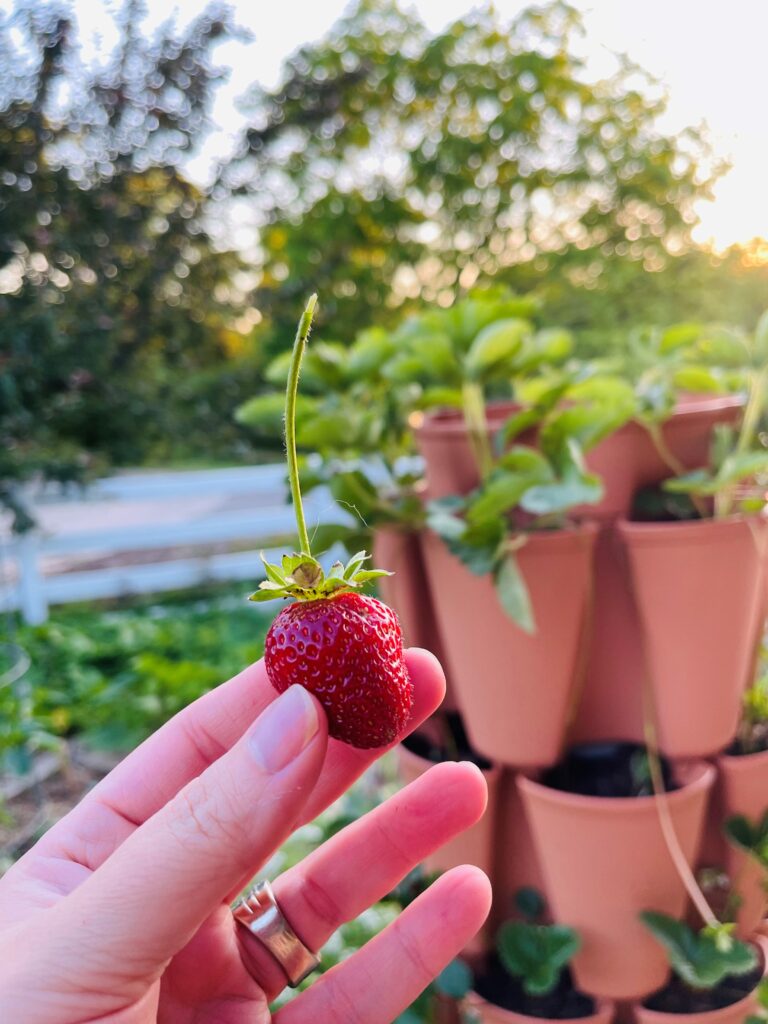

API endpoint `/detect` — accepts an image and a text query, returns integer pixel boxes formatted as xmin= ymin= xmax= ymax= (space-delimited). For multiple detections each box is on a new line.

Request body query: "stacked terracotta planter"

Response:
xmin=385 ymin=395 xmax=768 ymax=1024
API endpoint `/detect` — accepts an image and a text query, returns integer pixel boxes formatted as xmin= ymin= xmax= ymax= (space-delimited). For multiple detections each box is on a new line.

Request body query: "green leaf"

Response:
xmin=512 ymin=328 xmax=573 ymax=373
xmin=329 ymin=471 xmax=380 ymax=523
xmin=343 ymin=551 xmax=369 ymax=579
xmin=465 ymin=318 xmax=530 ymax=379
xmin=412 ymin=331 xmax=459 ymax=380
xmin=416 ymin=386 xmax=464 ymax=410
xmin=640 ymin=912 xmax=758 ymax=987
xmin=499 ymin=407 xmax=546 ymax=446
xmin=672 ymin=366 xmax=725 ymax=394
xmin=520 ymin=472 xmax=603 ymax=516
xmin=346 ymin=328 xmax=397 ymax=379
xmin=248 ymin=588 xmax=288 ymax=603
xmin=660 ymin=322 xmax=703 ymax=352
xmin=434 ymin=959 xmax=473 ymax=999
xmin=282 ymin=553 xmax=316 ymax=575
xmin=352 ymin=569 xmax=393 ymax=582
xmin=495 ymin=552 xmax=535 ymax=633
xmin=259 ymin=554 xmax=286 ymax=585
xmin=426 ymin=499 xmax=468 ymax=542
xmin=663 ymin=468 xmax=713 ymax=495
xmin=465 ymin=469 xmax=540 ymax=526
xmin=514 ymin=886 xmax=546 ymax=921
xmin=716 ymin=451 xmax=768 ymax=489
xmin=497 ymin=921 xmax=580 ymax=996
xmin=724 ymin=812 xmax=768 ymax=866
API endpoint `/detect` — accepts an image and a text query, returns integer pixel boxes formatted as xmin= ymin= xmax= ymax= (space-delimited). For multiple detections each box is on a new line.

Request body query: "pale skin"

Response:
xmin=0 ymin=648 xmax=491 ymax=1022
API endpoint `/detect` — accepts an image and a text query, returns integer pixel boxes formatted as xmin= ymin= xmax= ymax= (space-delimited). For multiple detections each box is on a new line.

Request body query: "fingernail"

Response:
xmin=249 ymin=686 xmax=320 ymax=773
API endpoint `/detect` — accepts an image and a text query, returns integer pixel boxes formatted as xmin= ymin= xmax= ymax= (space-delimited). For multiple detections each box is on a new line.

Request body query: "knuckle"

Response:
xmin=296 ymin=872 xmax=346 ymax=934
xmin=164 ymin=774 xmax=245 ymax=857
xmin=393 ymin=918 xmax=435 ymax=987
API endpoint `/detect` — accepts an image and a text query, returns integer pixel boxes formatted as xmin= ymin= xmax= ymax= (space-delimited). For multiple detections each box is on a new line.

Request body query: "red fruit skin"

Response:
xmin=264 ymin=592 xmax=414 ymax=749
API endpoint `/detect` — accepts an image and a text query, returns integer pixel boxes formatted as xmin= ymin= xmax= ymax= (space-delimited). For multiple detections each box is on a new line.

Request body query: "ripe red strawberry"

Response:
xmin=249 ymin=294 xmax=414 ymax=749
xmin=264 ymin=591 xmax=412 ymax=748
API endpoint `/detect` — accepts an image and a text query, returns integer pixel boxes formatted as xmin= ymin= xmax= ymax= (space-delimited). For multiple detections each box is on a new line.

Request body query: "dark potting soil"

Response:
xmin=642 ymin=959 xmax=762 ymax=1014
xmin=474 ymin=957 xmax=596 ymax=1019
xmin=725 ymin=729 xmax=768 ymax=758
xmin=541 ymin=742 xmax=677 ymax=798
xmin=402 ymin=712 xmax=493 ymax=770
xmin=630 ymin=487 xmax=702 ymax=523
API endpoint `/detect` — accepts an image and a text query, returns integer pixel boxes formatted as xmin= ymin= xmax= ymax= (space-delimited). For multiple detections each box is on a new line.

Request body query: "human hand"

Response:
xmin=0 ymin=649 xmax=490 ymax=1022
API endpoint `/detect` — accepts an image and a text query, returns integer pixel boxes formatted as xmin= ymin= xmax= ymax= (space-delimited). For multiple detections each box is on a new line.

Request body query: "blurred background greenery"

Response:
xmin=3 ymin=0 xmax=768 ymax=520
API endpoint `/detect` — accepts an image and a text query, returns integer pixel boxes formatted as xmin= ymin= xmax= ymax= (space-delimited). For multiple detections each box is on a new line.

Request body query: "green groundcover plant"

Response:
xmin=1 ymin=587 xmax=271 ymax=765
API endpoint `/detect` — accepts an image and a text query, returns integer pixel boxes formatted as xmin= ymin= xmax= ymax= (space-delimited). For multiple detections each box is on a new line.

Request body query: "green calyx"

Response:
xmin=249 ymin=550 xmax=391 ymax=603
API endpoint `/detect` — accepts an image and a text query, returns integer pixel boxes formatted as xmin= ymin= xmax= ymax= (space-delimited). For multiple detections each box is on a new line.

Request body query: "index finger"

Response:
xmin=32 ymin=648 xmax=444 ymax=872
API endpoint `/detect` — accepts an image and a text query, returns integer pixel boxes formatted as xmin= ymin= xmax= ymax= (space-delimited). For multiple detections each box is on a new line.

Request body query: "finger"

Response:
xmin=237 ymin=761 xmax=487 ymax=997
xmin=275 ymin=867 xmax=492 ymax=1024
xmin=42 ymin=686 xmax=328 ymax=976
xmin=30 ymin=648 xmax=444 ymax=874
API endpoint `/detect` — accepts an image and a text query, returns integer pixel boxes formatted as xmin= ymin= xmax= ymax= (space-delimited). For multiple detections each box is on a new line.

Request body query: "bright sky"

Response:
xmin=12 ymin=0 xmax=768 ymax=250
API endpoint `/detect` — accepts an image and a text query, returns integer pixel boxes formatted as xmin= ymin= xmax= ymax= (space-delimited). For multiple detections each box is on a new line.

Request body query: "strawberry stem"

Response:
xmin=286 ymin=294 xmax=318 ymax=556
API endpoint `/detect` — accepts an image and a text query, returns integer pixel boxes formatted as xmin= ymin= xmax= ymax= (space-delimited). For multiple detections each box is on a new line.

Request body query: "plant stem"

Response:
xmin=719 ymin=367 xmax=768 ymax=517
xmin=643 ymin=717 xmax=719 ymax=928
xmin=645 ymin=420 xmax=708 ymax=520
xmin=461 ymin=380 xmax=493 ymax=480
xmin=286 ymin=294 xmax=318 ymax=556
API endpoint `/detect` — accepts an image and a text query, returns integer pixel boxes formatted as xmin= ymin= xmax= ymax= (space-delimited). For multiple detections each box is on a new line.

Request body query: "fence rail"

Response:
xmin=1 ymin=465 xmax=353 ymax=624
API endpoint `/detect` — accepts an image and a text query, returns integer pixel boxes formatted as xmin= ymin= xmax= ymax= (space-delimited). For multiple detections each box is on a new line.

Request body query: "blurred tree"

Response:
xmin=500 ymin=243 xmax=768 ymax=358
xmin=0 ymin=0 xmax=254 ymax=528
xmin=227 ymin=0 xmax=716 ymax=347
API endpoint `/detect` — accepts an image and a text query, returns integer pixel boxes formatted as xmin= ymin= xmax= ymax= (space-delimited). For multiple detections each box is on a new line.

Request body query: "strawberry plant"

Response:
xmin=249 ymin=296 xmax=414 ymax=748
xmin=724 ymin=812 xmax=768 ymax=870
xmin=734 ymin=669 xmax=768 ymax=755
xmin=640 ymin=911 xmax=757 ymax=989
xmin=662 ymin=311 xmax=768 ymax=517
xmin=426 ymin=434 xmax=601 ymax=631
xmin=496 ymin=920 xmax=581 ymax=998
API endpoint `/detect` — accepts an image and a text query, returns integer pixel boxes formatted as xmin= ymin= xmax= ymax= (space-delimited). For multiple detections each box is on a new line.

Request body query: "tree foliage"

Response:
xmin=229 ymin=0 xmax=715 ymax=344
xmin=0 ymin=1 xmax=252 ymax=527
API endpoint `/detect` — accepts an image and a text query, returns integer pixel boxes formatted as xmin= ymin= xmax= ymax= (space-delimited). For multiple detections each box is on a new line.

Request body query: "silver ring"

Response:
xmin=232 ymin=880 xmax=321 ymax=988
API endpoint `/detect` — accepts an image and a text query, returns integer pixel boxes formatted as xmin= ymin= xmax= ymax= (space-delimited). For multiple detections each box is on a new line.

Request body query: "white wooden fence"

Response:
xmin=1 ymin=465 xmax=354 ymax=625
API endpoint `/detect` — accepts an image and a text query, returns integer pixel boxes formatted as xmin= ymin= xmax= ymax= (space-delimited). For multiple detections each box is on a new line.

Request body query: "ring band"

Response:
xmin=232 ymin=880 xmax=321 ymax=988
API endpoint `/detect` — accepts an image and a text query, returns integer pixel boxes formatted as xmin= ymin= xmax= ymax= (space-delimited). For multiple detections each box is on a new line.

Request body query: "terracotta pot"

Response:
xmin=422 ymin=524 xmax=597 ymax=768
xmin=619 ymin=516 xmax=768 ymax=758
xmin=718 ymin=748 xmax=768 ymax=938
xmin=397 ymin=742 xmax=500 ymax=957
xmin=491 ymin=770 xmax=548 ymax=935
xmin=415 ymin=403 xmax=525 ymax=500
xmin=415 ymin=396 xmax=742 ymax=515
xmin=373 ymin=526 xmax=459 ymax=711
xmin=570 ymin=524 xmax=646 ymax=745
xmin=518 ymin=761 xmax=716 ymax=1000
xmin=632 ymin=938 xmax=768 ymax=1024
xmin=462 ymin=991 xmax=615 ymax=1024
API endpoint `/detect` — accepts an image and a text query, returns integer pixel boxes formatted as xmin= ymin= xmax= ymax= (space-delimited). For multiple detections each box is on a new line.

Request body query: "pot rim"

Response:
xmin=416 ymin=394 xmax=744 ymax=440
xmin=634 ymin=938 xmax=767 ymax=1023
xmin=463 ymin=989 xmax=615 ymax=1024
xmin=425 ymin=519 xmax=600 ymax=553
xmin=717 ymin=744 xmax=768 ymax=773
xmin=617 ymin=513 xmax=767 ymax=546
xmin=416 ymin=401 xmax=523 ymax=438
xmin=516 ymin=760 xmax=716 ymax=813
